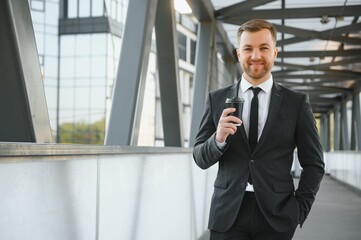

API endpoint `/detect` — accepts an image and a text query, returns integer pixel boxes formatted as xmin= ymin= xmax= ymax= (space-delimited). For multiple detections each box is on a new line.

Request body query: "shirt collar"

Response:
xmin=240 ymin=75 xmax=273 ymax=94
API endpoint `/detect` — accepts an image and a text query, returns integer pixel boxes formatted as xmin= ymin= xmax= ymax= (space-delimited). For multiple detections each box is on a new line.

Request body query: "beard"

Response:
xmin=242 ymin=60 xmax=273 ymax=81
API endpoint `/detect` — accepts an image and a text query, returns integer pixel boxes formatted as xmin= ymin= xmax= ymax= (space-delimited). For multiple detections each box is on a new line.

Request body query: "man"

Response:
xmin=193 ymin=19 xmax=324 ymax=240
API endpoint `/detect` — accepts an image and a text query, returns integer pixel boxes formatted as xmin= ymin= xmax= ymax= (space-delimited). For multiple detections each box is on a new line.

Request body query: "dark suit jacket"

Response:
xmin=193 ymin=80 xmax=325 ymax=233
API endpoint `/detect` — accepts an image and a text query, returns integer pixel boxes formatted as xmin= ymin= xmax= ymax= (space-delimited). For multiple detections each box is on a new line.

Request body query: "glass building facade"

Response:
xmin=29 ymin=0 xmax=198 ymax=146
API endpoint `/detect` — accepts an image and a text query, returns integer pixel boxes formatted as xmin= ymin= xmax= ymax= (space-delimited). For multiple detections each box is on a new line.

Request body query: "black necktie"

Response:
xmin=248 ymin=87 xmax=261 ymax=185
xmin=249 ymin=87 xmax=262 ymax=153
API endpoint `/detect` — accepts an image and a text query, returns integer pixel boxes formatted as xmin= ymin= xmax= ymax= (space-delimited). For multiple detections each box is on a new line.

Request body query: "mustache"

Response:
xmin=248 ymin=60 xmax=265 ymax=64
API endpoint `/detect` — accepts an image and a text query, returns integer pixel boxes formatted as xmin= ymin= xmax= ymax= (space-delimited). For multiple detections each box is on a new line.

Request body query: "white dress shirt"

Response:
xmin=240 ymin=76 xmax=273 ymax=140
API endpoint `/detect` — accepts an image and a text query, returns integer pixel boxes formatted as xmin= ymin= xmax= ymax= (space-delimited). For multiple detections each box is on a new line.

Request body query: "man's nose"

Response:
xmin=251 ymin=49 xmax=261 ymax=59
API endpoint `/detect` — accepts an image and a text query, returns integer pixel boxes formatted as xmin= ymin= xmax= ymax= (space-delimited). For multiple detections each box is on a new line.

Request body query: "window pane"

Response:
xmin=92 ymin=0 xmax=104 ymax=16
xmin=190 ymin=39 xmax=196 ymax=65
xmin=68 ymin=0 xmax=78 ymax=18
xmin=178 ymin=31 xmax=187 ymax=61
xmin=75 ymin=57 xmax=90 ymax=78
xmin=45 ymin=2 xmax=58 ymax=25
xmin=79 ymin=0 xmax=91 ymax=17
xmin=31 ymin=0 xmax=45 ymax=12
xmin=44 ymin=56 xmax=58 ymax=78
xmin=76 ymin=34 xmax=91 ymax=56
xmin=91 ymin=56 xmax=106 ymax=77
xmin=60 ymin=35 xmax=75 ymax=57
xmin=45 ymin=35 xmax=58 ymax=56
xmin=91 ymin=34 xmax=106 ymax=55
xmin=60 ymin=57 xmax=75 ymax=79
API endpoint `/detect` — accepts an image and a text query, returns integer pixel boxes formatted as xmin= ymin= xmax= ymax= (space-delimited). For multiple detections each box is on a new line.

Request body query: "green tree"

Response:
xmin=59 ymin=118 xmax=105 ymax=144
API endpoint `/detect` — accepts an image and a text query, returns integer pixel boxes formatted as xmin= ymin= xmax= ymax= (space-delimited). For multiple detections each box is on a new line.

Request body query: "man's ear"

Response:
xmin=274 ymin=47 xmax=278 ymax=59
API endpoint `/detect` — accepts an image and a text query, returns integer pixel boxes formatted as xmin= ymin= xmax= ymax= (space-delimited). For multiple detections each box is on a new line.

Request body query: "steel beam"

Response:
xmin=105 ymin=0 xmax=158 ymax=145
xmin=277 ymin=49 xmax=361 ymax=58
xmin=333 ymin=105 xmax=341 ymax=150
xmin=351 ymin=90 xmax=361 ymax=150
xmin=154 ymin=0 xmax=184 ymax=146
xmin=340 ymin=100 xmax=350 ymax=150
xmin=223 ymin=5 xmax=361 ymax=23
xmin=0 ymin=0 xmax=52 ymax=143
xmin=215 ymin=0 xmax=277 ymax=19
xmin=321 ymin=115 xmax=330 ymax=152
xmin=189 ymin=22 xmax=215 ymax=147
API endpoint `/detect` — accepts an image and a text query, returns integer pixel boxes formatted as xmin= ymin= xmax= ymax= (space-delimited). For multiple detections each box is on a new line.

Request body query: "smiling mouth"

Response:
xmin=250 ymin=61 xmax=264 ymax=65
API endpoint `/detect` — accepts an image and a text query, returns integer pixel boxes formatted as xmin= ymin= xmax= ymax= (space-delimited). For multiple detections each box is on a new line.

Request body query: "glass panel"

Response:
xmin=59 ymin=87 xmax=75 ymax=111
xmin=91 ymin=56 xmax=106 ymax=77
xmin=79 ymin=0 xmax=91 ymax=17
xmin=92 ymin=0 xmax=104 ymax=16
xmin=45 ymin=35 xmax=58 ymax=56
xmin=76 ymin=34 xmax=91 ymax=56
xmin=45 ymin=2 xmax=59 ymax=25
xmin=31 ymin=0 xmax=45 ymax=12
xmin=91 ymin=34 xmax=106 ymax=56
xmin=74 ymin=87 xmax=90 ymax=112
xmin=45 ymin=25 xmax=58 ymax=35
xmin=177 ymin=31 xmax=187 ymax=61
xmin=60 ymin=35 xmax=75 ymax=57
xmin=90 ymin=85 xmax=106 ymax=109
xmin=117 ymin=0 xmax=123 ymax=22
xmin=75 ymin=57 xmax=91 ymax=78
xmin=110 ymin=0 xmax=117 ymax=20
xmin=60 ymin=57 xmax=75 ymax=79
xmin=44 ymin=56 xmax=58 ymax=78
xmin=68 ymin=0 xmax=78 ymax=18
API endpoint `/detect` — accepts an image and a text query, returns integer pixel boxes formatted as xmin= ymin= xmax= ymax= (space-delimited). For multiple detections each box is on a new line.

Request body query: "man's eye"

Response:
xmin=244 ymin=48 xmax=252 ymax=52
xmin=261 ymin=47 xmax=269 ymax=51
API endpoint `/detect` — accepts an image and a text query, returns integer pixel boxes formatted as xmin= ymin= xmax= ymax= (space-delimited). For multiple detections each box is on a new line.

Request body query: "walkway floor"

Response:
xmin=293 ymin=175 xmax=361 ymax=240
xmin=201 ymin=175 xmax=361 ymax=240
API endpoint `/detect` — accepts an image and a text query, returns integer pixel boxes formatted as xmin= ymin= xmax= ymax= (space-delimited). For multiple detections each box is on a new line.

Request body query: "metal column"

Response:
xmin=105 ymin=0 xmax=158 ymax=146
xmin=340 ymin=100 xmax=350 ymax=150
xmin=333 ymin=104 xmax=341 ymax=150
xmin=154 ymin=0 xmax=184 ymax=146
xmin=351 ymin=90 xmax=361 ymax=150
xmin=189 ymin=22 xmax=215 ymax=147
xmin=321 ymin=114 xmax=330 ymax=152
xmin=0 ymin=0 xmax=52 ymax=143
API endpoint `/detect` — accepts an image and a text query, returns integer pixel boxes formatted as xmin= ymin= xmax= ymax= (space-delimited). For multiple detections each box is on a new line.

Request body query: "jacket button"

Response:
xmin=241 ymin=183 xmax=246 ymax=188
xmin=250 ymin=160 xmax=255 ymax=165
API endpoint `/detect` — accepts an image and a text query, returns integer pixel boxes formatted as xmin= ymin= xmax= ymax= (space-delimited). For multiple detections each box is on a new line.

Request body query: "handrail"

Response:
xmin=0 ymin=142 xmax=192 ymax=163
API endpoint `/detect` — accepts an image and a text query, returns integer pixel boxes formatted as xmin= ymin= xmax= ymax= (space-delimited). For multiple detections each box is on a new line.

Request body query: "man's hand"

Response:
xmin=215 ymin=108 xmax=242 ymax=143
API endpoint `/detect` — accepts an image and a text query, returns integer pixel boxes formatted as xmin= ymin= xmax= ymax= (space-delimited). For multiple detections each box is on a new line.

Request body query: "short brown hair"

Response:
xmin=237 ymin=19 xmax=277 ymax=46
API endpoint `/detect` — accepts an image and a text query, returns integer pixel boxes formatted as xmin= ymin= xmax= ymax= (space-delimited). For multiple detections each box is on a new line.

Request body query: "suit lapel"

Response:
xmin=253 ymin=82 xmax=284 ymax=153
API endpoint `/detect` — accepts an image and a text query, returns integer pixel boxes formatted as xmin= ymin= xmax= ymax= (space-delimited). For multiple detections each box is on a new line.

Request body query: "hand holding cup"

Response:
xmin=225 ymin=97 xmax=244 ymax=126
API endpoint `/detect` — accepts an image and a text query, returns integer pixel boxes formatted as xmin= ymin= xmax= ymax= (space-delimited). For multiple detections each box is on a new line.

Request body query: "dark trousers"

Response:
xmin=210 ymin=192 xmax=297 ymax=240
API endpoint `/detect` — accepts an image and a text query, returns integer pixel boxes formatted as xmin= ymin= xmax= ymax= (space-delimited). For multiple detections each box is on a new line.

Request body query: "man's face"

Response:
xmin=236 ymin=28 xmax=278 ymax=84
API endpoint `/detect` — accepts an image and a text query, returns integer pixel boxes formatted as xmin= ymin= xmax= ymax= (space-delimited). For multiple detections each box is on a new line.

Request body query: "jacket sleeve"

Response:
xmin=295 ymin=94 xmax=325 ymax=226
xmin=193 ymin=93 xmax=225 ymax=170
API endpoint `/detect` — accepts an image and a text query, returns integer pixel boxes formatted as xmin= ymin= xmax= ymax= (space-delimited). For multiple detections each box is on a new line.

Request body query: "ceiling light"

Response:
xmin=320 ymin=15 xmax=330 ymax=24
xmin=174 ymin=0 xmax=192 ymax=14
